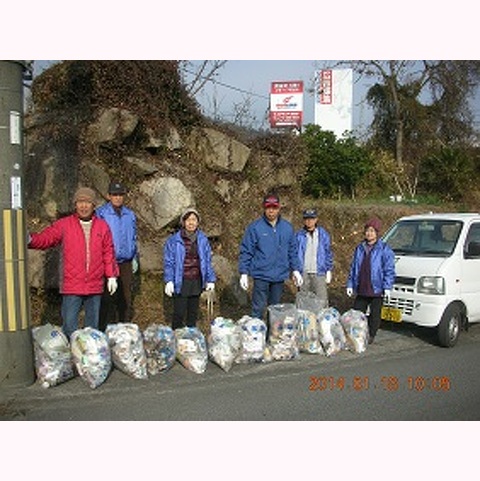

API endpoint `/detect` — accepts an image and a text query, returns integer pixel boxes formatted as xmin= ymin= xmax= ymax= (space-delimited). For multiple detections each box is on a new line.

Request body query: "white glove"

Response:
xmin=292 ymin=271 xmax=303 ymax=287
xmin=107 ymin=277 xmax=118 ymax=295
xmin=164 ymin=281 xmax=174 ymax=297
xmin=325 ymin=271 xmax=332 ymax=284
xmin=384 ymin=289 xmax=391 ymax=302
xmin=346 ymin=287 xmax=353 ymax=297
xmin=132 ymin=257 xmax=139 ymax=274
xmin=206 ymin=282 xmax=215 ymax=291
xmin=240 ymin=274 xmax=249 ymax=291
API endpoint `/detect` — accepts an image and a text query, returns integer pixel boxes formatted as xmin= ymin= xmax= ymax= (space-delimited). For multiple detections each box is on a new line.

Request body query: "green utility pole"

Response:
xmin=0 ymin=60 xmax=35 ymax=388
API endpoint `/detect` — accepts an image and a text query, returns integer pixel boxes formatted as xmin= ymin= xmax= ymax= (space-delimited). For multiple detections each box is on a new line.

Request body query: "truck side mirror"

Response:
xmin=465 ymin=241 xmax=480 ymax=258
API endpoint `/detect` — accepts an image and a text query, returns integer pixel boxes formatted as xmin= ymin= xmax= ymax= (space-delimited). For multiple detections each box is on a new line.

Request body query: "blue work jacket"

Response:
xmin=163 ymin=229 xmax=216 ymax=294
xmin=95 ymin=202 xmax=138 ymax=263
xmin=347 ymin=239 xmax=395 ymax=295
xmin=239 ymin=215 xmax=300 ymax=282
xmin=296 ymin=226 xmax=334 ymax=276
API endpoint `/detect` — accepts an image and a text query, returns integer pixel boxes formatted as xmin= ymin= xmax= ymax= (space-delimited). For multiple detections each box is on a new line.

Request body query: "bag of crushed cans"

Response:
xmin=70 ymin=327 xmax=111 ymax=389
xmin=295 ymin=292 xmax=324 ymax=354
xmin=235 ymin=316 xmax=267 ymax=364
xmin=32 ymin=323 xmax=75 ymax=388
xmin=106 ymin=323 xmax=148 ymax=380
xmin=317 ymin=307 xmax=346 ymax=356
xmin=143 ymin=324 xmax=176 ymax=375
xmin=208 ymin=317 xmax=242 ymax=372
xmin=175 ymin=327 xmax=208 ymax=374
xmin=267 ymin=304 xmax=299 ymax=361
xmin=340 ymin=309 xmax=369 ymax=353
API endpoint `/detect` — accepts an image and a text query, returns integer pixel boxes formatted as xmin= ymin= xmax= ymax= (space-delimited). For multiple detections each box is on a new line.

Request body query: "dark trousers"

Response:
xmin=172 ymin=278 xmax=202 ymax=330
xmin=172 ymin=295 xmax=200 ymax=330
xmin=251 ymin=279 xmax=284 ymax=320
xmin=99 ymin=261 xmax=134 ymax=331
xmin=353 ymin=295 xmax=383 ymax=339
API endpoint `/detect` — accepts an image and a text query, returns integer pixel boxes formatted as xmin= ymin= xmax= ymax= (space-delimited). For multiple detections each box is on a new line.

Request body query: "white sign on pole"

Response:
xmin=11 ymin=176 xmax=22 ymax=209
xmin=314 ymin=69 xmax=353 ymax=138
xmin=10 ymin=111 xmax=21 ymax=145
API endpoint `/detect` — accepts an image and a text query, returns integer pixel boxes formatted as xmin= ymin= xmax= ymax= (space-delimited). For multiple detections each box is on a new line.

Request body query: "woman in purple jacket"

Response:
xmin=163 ymin=208 xmax=216 ymax=330
xmin=346 ymin=217 xmax=395 ymax=344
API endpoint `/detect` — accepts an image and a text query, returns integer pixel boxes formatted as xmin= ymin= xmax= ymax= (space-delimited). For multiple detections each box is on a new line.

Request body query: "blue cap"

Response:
xmin=303 ymin=208 xmax=318 ymax=219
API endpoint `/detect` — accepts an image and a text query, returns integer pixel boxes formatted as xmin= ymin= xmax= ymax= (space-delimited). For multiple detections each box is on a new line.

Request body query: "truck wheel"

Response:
xmin=437 ymin=304 xmax=462 ymax=348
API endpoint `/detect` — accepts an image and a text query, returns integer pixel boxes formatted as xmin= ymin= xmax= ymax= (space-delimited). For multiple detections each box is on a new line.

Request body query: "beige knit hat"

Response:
xmin=180 ymin=207 xmax=200 ymax=225
xmin=74 ymin=187 xmax=96 ymax=204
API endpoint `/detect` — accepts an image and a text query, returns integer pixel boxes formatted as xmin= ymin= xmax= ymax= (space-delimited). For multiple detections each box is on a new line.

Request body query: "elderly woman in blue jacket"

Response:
xmin=346 ymin=217 xmax=395 ymax=344
xmin=163 ymin=208 xmax=216 ymax=330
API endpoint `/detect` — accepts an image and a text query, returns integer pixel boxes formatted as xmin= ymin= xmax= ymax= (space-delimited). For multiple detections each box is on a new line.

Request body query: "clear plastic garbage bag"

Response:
xmin=235 ymin=316 xmax=268 ymax=364
xmin=106 ymin=323 xmax=148 ymax=380
xmin=175 ymin=327 xmax=208 ymax=374
xmin=317 ymin=307 xmax=346 ymax=356
xmin=208 ymin=317 xmax=242 ymax=372
xmin=296 ymin=309 xmax=323 ymax=354
xmin=143 ymin=324 xmax=176 ymax=375
xmin=340 ymin=309 xmax=369 ymax=353
xmin=71 ymin=327 xmax=111 ymax=389
xmin=32 ymin=323 xmax=75 ymax=388
xmin=267 ymin=304 xmax=299 ymax=361
xmin=295 ymin=290 xmax=327 ymax=312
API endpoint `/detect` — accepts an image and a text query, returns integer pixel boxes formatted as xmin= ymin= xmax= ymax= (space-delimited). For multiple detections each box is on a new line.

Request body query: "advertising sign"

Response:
xmin=314 ymin=69 xmax=353 ymax=138
xmin=269 ymin=80 xmax=303 ymax=129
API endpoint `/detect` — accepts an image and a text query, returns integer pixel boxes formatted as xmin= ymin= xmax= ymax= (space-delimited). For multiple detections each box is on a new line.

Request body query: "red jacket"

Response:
xmin=29 ymin=214 xmax=119 ymax=295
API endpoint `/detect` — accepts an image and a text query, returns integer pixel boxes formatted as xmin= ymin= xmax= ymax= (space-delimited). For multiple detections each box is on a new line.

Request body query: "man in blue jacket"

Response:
xmin=346 ymin=217 xmax=395 ymax=344
xmin=296 ymin=208 xmax=334 ymax=307
xmin=239 ymin=193 xmax=303 ymax=322
xmin=96 ymin=181 xmax=138 ymax=329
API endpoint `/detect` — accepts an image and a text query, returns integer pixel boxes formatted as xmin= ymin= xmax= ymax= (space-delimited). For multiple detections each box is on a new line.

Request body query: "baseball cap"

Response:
xmin=108 ymin=181 xmax=127 ymax=195
xmin=303 ymin=208 xmax=318 ymax=219
xmin=263 ymin=194 xmax=280 ymax=208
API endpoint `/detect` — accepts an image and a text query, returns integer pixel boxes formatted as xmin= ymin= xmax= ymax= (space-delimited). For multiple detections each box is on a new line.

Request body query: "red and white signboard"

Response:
xmin=318 ymin=69 xmax=333 ymax=104
xmin=269 ymin=80 xmax=303 ymax=129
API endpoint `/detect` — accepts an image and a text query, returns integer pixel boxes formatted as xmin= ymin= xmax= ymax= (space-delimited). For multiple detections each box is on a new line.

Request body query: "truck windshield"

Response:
xmin=383 ymin=219 xmax=462 ymax=257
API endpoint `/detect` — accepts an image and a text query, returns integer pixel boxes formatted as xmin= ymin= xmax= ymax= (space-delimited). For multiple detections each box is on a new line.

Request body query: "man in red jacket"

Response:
xmin=28 ymin=187 xmax=119 ymax=338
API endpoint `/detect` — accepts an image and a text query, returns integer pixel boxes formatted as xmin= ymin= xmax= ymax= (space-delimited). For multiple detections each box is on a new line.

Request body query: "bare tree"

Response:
xmin=180 ymin=60 xmax=227 ymax=97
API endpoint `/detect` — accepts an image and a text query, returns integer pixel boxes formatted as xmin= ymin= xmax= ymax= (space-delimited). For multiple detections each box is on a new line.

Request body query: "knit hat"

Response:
xmin=365 ymin=217 xmax=381 ymax=233
xmin=74 ymin=187 xmax=96 ymax=204
xmin=180 ymin=207 xmax=200 ymax=225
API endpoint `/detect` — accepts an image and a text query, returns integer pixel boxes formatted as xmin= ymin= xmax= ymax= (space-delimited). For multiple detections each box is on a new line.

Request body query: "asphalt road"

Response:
xmin=1 ymin=321 xmax=480 ymax=421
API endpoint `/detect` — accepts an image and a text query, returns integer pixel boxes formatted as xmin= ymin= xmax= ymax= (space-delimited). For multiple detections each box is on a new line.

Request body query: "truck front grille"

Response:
xmin=388 ymin=296 xmax=414 ymax=316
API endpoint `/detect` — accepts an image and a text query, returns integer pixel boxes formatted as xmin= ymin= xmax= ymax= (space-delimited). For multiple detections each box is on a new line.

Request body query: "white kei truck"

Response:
xmin=381 ymin=212 xmax=480 ymax=347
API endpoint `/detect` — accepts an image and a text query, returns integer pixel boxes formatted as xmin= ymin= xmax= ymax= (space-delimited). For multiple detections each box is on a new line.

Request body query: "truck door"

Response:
xmin=462 ymin=222 xmax=480 ymax=323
